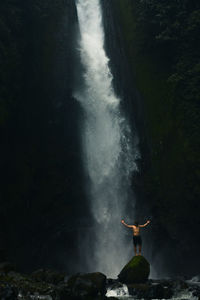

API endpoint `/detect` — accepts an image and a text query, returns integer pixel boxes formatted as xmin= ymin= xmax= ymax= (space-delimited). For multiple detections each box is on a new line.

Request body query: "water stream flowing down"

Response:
xmin=75 ymin=0 xmax=140 ymax=277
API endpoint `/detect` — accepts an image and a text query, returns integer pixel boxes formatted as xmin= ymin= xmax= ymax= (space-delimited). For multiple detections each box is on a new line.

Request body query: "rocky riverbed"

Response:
xmin=0 ymin=259 xmax=200 ymax=300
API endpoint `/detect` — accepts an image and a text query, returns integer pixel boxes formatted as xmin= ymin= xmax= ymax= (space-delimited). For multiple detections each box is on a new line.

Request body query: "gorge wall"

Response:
xmin=0 ymin=0 xmax=87 ymax=273
xmin=103 ymin=0 xmax=200 ymax=276
xmin=1 ymin=0 xmax=200 ymax=278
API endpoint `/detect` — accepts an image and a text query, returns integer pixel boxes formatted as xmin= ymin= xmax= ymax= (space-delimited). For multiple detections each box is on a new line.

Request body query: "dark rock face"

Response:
xmin=118 ymin=256 xmax=150 ymax=284
xmin=100 ymin=0 xmax=152 ymax=232
xmin=67 ymin=272 xmax=107 ymax=298
xmin=101 ymin=0 xmax=147 ymax=153
xmin=0 ymin=0 xmax=89 ymax=274
xmin=104 ymin=0 xmax=200 ymax=277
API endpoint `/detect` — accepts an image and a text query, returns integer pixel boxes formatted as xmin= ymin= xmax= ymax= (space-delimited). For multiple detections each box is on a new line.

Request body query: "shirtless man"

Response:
xmin=121 ymin=219 xmax=151 ymax=256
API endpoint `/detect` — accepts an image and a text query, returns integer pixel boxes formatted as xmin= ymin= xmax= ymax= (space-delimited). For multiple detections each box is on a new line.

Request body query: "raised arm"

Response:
xmin=121 ymin=220 xmax=133 ymax=228
xmin=139 ymin=220 xmax=151 ymax=228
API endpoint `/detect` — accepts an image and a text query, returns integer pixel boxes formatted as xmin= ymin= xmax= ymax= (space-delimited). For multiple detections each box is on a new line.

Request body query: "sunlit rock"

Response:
xmin=118 ymin=256 xmax=150 ymax=284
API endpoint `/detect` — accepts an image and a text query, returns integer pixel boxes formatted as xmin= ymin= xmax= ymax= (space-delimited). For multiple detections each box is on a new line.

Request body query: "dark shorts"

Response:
xmin=133 ymin=235 xmax=142 ymax=247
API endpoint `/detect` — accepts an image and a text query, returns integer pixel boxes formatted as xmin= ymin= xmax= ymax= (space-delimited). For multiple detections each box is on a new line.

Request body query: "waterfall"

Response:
xmin=74 ymin=0 xmax=140 ymax=277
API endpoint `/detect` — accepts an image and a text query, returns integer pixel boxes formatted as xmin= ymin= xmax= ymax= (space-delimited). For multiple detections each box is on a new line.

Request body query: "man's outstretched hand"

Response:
xmin=121 ymin=219 xmax=125 ymax=224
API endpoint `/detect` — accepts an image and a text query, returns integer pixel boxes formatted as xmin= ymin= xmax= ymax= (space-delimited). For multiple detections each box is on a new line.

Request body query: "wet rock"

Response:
xmin=108 ymin=281 xmax=124 ymax=290
xmin=67 ymin=272 xmax=106 ymax=298
xmin=127 ymin=283 xmax=149 ymax=298
xmin=190 ymin=274 xmax=200 ymax=282
xmin=127 ymin=282 xmax=173 ymax=299
xmin=149 ymin=283 xmax=173 ymax=299
xmin=107 ymin=278 xmax=117 ymax=285
xmin=55 ymin=283 xmax=73 ymax=300
xmin=191 ymin=285 xmax=200 ymax=298
xmin=118 ymin=256 xmax=150 ymax=284
xmin=106 ymin=281 xmax=129 ymax=298
xmin=0 ymin=283 xmax=18 ymax=299
xmin=0 ymin=272 xmax=55 ymax=298
xmin=168 ymin=279 xmax=188 ymax=292
xmin=30 ymin=269 xmax=66 ymax=285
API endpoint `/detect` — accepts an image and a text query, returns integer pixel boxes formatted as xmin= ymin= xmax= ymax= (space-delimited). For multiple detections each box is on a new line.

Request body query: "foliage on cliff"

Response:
xmin=113 ymin=0 xmax=200 ymax=273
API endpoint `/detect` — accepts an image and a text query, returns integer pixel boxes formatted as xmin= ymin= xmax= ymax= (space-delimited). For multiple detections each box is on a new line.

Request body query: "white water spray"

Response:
xmin=75 ymin=0 xmax=140 ymax=277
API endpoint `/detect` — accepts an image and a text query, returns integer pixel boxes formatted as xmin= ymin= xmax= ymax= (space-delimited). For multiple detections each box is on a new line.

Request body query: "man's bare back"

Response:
xmin=121 ymin=220 xmax=150 ymax=235
xmin=121 ymin=219 xmax=151 ymax=255
xmin=132 ymin=225 xmax=140 ymax=236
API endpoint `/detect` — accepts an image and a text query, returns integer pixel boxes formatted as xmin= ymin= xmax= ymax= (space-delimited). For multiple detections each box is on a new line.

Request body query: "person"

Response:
xmin=121 ymin=219 xmax=151 ymax=256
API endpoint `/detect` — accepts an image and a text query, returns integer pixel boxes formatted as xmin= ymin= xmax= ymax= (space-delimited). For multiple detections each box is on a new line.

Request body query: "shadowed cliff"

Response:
xmin=104 ymin=0 xmax=200 ymax=276
xmin=0 ymin=0 xmax=89 ymax=273
xmin=1 ymin=0 xmax=200 ymax=278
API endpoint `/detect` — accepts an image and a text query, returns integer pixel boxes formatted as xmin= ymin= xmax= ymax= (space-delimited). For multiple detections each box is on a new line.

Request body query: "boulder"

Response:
xmin=118 ymin=256 xmax=150 ymax=284
xmin=0 ymin=284 xmax=18 ymax=300
xmin=128 ymin=282 xmax=173 ymax=299
xmin=56 ymin=283 xmax=73 ymax=300
xmin=67 ymin=272 xmax=106 ymax=298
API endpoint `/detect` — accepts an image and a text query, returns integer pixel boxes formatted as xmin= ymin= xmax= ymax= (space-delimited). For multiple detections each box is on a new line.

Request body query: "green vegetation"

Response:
xmin=118 ymin=256 xmax=150 ymax=283
xmin=113 ymin=0 xmax=200 ymax=257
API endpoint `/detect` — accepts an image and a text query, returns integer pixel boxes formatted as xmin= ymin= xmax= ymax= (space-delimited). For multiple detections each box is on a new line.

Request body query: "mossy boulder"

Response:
xmin=118 ymin=256 xmax=150 ymax=284
xmin=67 ymin=272 xmax=106 ymax=298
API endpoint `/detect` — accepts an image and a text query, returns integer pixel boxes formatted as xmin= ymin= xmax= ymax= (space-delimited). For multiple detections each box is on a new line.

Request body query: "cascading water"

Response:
xmin=74 ymin=0 xmax=140 ymax=277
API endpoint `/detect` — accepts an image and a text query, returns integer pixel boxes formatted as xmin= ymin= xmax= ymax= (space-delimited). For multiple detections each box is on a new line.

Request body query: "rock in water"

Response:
xmin=67 ymin=272 xmax=107 ymax=298
xmin=118 ymin=256 xmax=150 ymax=284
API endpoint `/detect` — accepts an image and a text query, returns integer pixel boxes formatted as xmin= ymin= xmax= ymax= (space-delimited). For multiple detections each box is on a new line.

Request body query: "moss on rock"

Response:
xmin=118 ymin=256 xmax=150 ymax=284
